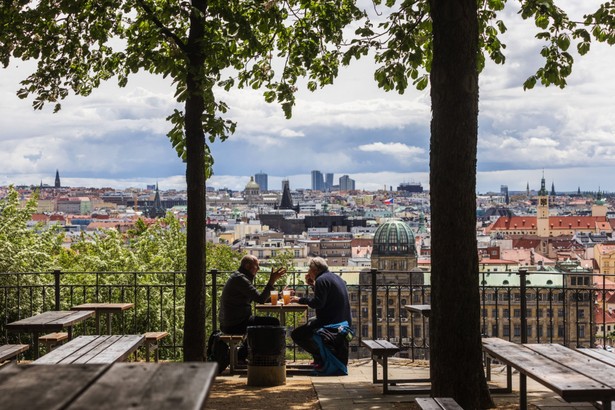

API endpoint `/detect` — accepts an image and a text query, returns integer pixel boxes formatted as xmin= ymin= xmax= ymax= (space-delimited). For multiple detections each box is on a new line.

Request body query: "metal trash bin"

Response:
xmin=246 ymin=325 xmax=286 ymax=386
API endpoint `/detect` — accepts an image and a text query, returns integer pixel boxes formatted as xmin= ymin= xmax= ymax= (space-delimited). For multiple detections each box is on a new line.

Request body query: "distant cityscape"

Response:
xmin=3 ymin=170 xmax=615 ymax=347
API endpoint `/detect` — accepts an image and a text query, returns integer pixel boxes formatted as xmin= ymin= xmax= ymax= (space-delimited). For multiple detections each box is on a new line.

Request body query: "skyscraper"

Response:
xmin=254 ymin=172 xmax=268 ymax=192
xmin=325 ymin=173 xmax=334 ymax=191
xmin=311 ymin=170 xmax=324 ymax=191
xmin=339 ymin=175 xmax=355 ymax=191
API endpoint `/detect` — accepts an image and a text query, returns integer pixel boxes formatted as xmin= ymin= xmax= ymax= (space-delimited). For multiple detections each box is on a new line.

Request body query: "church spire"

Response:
xmin=54 ymin=169 xmax=61 ymax=188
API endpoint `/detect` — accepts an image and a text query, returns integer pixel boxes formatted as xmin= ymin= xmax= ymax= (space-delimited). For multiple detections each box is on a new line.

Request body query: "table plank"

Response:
xmin=66 ymin=362 xmax=218 ymax=410
xmin=404 ymin=304 xmax=431 ymax=317
xmin=6 ymin=310 xmax=95 ymax=332
xmin=482 ymin=338 xmax=614 ymax=401
xmin=33 ymin=335 xmax=144 ymax=364
xmin=72 ymin=303 xmax=134 ymax=312
xmin=577 ymin=348 xmax=615 ymax=367
xmin=0 ymin=363 xmax=108 ymax=410
xmin=526 ymin=344 xmax=615 ymax=388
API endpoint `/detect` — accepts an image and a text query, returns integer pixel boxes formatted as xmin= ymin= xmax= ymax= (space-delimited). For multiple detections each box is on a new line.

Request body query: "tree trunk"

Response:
xmin=429 ymin=0 xmax=494 ymax=407
xmin=183 ymin=0 xmax=207 ymax=362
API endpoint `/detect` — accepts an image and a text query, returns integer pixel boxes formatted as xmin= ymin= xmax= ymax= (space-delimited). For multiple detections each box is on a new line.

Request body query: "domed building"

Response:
xmin=243 ymin=176 xmax=260 ymax=204
xmin=368 ymin=219 xmax=423 ymax=286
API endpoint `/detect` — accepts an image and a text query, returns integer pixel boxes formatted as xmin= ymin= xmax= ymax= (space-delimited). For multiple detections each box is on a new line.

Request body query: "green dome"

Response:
xmin=373 ymin=220 xmax=416 ymax=256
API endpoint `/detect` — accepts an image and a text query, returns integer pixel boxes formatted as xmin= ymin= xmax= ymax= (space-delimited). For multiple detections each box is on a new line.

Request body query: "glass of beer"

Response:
xmin=282 ymin=290 xmax=291 ymax=305
xmin=270 ymin=290 xmax=278 ymax=305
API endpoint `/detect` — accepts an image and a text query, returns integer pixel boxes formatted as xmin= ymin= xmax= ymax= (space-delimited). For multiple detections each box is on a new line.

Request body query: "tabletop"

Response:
xmin=404 ymin=304 xmax=431 ymax=317
xmin=72 ymin=302 xmax=134 ymax=313
xmin=482 ymin=337 xmax=615 ymax=409
xmin=33 ymin=334 xmax=144 ymax=364
xmin=0 ymin=362 xmax=217 ymax=410
xmin=6 ymin=310 xmax=95 ymax=333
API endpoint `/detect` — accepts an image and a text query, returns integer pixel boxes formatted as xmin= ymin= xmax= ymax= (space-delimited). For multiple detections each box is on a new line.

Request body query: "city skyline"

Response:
xmin=1 ymin=1 xmax=613 ymax=193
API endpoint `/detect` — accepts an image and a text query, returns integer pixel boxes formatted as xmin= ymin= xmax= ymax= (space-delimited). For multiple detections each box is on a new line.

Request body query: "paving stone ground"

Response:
xmin=207 ymin=358 xmax=600 ymax=410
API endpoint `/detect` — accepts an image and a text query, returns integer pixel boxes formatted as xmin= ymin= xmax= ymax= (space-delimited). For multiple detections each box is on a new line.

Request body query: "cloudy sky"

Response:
xmin=1 ymin=1 xmax=613 ymax=194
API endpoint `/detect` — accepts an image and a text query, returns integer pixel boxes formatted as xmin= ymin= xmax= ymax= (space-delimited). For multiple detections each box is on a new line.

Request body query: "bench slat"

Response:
xmin=0 ymin=344 xmax=29 ymax=362
xmin=362 ymin=339 xmax=399 ymax=355
xmin=435 ymin=398 xmax=463 ymax=410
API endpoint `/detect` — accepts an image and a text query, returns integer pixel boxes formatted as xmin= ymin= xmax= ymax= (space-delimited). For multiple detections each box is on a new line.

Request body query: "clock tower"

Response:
xmin=536 ymin=173 xmax=550 ymax=237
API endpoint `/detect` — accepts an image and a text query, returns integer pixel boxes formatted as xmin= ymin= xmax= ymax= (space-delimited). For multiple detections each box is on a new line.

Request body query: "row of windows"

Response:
xmin=360 ymin=324 xmax=587 ymax=340
xmin=481 ymin=308 xmax=586 ymax=319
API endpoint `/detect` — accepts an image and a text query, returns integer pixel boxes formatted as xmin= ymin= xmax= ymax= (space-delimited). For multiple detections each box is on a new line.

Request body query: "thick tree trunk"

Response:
xmin=183 ymin=0 xmax=207 ymax=362
xmin=429 ymin=0 xmax=494 ymax=407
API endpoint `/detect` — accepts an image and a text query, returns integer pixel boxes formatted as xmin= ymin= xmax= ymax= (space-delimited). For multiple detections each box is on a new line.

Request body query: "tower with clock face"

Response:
xmin=537 ymin=173 xmax=550 ymax=237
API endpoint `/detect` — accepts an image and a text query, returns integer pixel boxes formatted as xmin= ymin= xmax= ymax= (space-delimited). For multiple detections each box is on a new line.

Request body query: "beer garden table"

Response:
xmin=255 ymin=303 xmax=309 ymax=327
xmin=6 ymin=310 xmax=95 ymax=358
xmin=0 ymin=362 xmax=217 ymax=410
xmin=72 ymin=303 xmax=134 ymax=334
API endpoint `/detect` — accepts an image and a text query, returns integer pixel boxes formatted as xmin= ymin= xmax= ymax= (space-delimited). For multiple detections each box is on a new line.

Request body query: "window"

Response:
xmin=558 ymin=325 xmax=565 ymax=338
xmin=482 ymin=309 xmax=488 ymax=318
xmin=361 ymin=294 xmax=368 ymax=303
xmin=350 ymin=293 xmax=357 ymax=301
xmin=387 ymin=309 xmax=396 ymax=319
xmin=377 ymin=326 xmax=383 ymax=338
xmin=503 ymin=326 xmax=510 ymax=337
xmin=492 ymin=308 xmax=498 ymax=317
xmin=580 ymin=325 xmax=585 ymax=338
xmin=361 ymin=325 xmax=369 ymax=338
xmin=491 ymin=324 xmax=498 ymax=337
xmin=503 ymin=309 xmax=510 ymax=318
xmin=361 ymin=308 xmax=368 ymax=318
xmin=400 ymin=326 xmax=408 ymax=338
xmin=514 ymin=325 xmax=521 ymax=337
xmin=414 ymin=325 xmax=422 ymax=338
xmin=526 ymin=325 xmax=532 ymax=337
xmin=578 ymin=309 xmax=585 ymax=319
xmin=558 ymin=308 xmax=564 ymax=317
xmin=388 ymin=326 xmax=395 ymax=338
xmin=514 ymin=309 xmax=521 ymax=318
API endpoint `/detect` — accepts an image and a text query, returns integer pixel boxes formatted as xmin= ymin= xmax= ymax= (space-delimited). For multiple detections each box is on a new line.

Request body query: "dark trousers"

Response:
xmin=221 ymin=315 xmax=280 ymax=361
xmin=291 ymin=318 xmax=320 ymax=359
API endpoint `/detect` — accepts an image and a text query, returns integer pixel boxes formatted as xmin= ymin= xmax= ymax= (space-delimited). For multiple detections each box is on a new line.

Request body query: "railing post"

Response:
xmin=211 ymin=269 xmax=218 ymax=332
xmin=54 ymin=269 xmax=61 ymax=311
xmin=518 ymin=268 xmax=528 ymax=410
xmin=371 ymin=268 xmax=377 ymax=340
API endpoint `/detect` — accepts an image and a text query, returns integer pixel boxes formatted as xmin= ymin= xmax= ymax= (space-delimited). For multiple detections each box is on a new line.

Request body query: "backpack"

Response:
xmin=206 ymin=331 xmax=230 ymax=374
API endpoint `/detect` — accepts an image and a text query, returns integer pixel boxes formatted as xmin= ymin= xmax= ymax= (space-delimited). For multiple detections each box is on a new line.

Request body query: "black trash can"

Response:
xmin=246 ymin=325 xmax=286 ymax=386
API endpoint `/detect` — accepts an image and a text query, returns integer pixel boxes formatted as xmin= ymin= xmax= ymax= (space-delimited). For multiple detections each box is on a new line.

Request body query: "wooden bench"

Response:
xmin=362 ymin=339 xmax=400 ymax=393
xmin=416 ymin=397 xmax=462 ymax=410
xmin=219 ymin=334 xmax=244 ymax=373
xmin=39 ymin=332 xmax=69 ymax=352
xmin=0 ymin=344 xmax=29 ymax=363
xmin=143 ymin=331 xmax=169 ymax=362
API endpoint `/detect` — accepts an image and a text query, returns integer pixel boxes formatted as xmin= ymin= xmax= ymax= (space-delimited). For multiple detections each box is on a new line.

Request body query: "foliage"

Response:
xmin=0 ymin=187 xmax=63 ymax=274
xmin=344 ymin=0 xmax=615 ymax=93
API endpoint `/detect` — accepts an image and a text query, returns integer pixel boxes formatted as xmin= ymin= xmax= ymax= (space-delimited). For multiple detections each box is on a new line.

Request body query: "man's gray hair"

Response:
xmin=309 ymin=257 xmax=329 ymax=274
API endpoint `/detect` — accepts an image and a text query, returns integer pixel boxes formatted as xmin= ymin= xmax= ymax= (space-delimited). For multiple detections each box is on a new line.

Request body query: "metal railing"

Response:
xmin=1 ymin=268 xmax=613 ymax=361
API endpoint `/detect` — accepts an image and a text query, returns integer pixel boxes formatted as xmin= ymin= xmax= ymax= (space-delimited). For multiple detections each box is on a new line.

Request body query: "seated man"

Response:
xmin=291 ymin=257 xmax=353 ymax=375
xmin=219 ymin=255 xmax=286 ymax=361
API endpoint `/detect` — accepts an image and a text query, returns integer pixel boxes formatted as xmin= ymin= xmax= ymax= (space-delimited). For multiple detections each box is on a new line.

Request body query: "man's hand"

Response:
xmin=269 ymin=266 xmax=287 ymax=282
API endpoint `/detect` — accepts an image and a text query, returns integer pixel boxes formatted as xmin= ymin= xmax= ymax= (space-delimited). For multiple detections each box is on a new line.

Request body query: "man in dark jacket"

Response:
xmin=219 ymin=254 xmax=286 ymax=334
xmin=219 ymin=255 xmax=286 ymax=361
xmin=291 ymin=257 xmax=352 ymax=370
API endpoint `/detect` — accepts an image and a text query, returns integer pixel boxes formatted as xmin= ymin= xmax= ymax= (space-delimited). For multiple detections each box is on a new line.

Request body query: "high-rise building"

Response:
xmin=254 ymin=172 xmax=268 ymax=192
xmin=311 ymin=170 xmax=324 ymax=191
xmin=339 ymin=175 xmax=355 ymax=191
xmin=325 ymin=173 xmax=334 ymax=191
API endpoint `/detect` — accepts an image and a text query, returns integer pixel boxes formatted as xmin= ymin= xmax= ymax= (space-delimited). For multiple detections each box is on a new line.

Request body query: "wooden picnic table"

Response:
xmin=33 ymin=334 xmax=144 ymax=364
xmin=5 ymin=310 xmax=95 ymax=358
xmin=404 ymin=304 xmax=431 ymax=318
xmin=255 ymin=303 xmax=308 ymax=327
xmin=0 ymin=362 xmax=217 ymax=410
xmin=72 ymin=302 xmax=134 ymax=334
xmin=482 ymin=337 xmax=615 ymax=410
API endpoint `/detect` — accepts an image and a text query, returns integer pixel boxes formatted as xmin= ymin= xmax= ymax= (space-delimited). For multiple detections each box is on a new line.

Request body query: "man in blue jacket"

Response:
xmin=291 ymin=257 xmax=352 ymax=372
